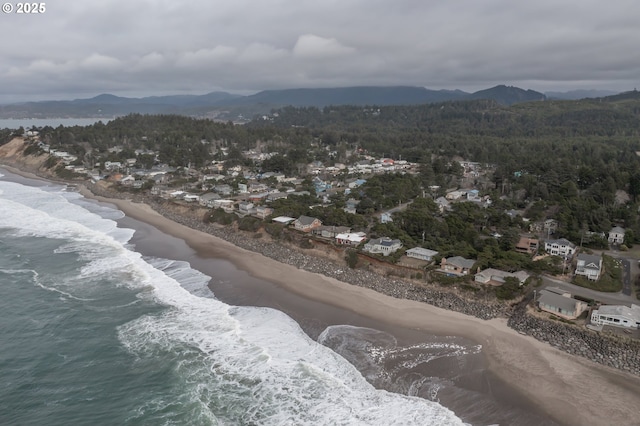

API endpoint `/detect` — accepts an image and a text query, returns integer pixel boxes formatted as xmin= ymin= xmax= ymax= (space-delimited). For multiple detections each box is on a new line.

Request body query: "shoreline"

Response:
xmin=4 ymin=165 xmax=640 ymax=425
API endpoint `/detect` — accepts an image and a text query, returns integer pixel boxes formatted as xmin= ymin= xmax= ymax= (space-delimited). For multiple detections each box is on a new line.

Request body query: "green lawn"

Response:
xmin=572 ymin=255 xmax=622 ymax=292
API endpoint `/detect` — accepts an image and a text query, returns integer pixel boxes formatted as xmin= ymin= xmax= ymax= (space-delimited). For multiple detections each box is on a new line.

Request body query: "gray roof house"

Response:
xmin=363 ymin=237 xmax=403 ymax=256
xmin=405 ymin=247 xmax=439 ymax=262
xmin=439 ymin=256 xmax=476 ymax=277
xmin=537 ymin=289 xmax=588 ymax=320
xmin=575 ymin=253 xmax=603 ymax=281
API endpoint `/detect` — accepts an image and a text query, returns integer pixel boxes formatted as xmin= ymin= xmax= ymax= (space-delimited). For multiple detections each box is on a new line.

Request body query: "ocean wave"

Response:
xmin=0 ymin=177 xmax=467 ymax=425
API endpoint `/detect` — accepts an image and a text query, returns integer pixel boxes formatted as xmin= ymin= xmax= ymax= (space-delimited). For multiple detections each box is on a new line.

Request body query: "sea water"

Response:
xmin=0 ymin=172 xmax=468 ymax=425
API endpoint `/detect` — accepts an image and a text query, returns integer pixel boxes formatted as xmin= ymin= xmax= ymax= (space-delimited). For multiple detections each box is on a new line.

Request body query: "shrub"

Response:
xmin=345 ymin=249 xmax=358 ymax=268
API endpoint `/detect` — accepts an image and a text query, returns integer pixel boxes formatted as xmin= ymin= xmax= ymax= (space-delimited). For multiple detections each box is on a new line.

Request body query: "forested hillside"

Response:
xmin=6 ymin=92 xmax=640 ymax=250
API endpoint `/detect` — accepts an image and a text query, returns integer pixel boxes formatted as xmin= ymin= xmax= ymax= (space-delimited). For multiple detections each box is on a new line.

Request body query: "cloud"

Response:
xmin=293 ymin=34 xmax=355 ymax=58
xmin=1 ymin=0 xmax=640 ymax=102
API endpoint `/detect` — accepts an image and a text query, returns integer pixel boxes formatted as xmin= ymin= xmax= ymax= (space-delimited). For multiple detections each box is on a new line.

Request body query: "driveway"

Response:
xmin=541 ymin=275 xmax=636 ymax=306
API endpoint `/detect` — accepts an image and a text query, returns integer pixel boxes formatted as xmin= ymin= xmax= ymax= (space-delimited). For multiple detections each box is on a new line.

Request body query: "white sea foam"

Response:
xmin=0 ymin=179 xmax=468 ymax=425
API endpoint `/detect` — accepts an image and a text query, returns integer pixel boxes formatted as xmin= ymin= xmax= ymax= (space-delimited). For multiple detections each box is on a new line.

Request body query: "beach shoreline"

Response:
xmin=4 ymin=164 xmax=640 ymax=425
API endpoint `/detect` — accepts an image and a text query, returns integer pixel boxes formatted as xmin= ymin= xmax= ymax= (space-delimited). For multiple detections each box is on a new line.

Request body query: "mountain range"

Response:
xmin=0 ymin=85 xmax=622 ymax=120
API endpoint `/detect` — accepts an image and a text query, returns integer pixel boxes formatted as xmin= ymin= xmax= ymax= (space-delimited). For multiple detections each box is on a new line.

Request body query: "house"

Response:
xmin=380 ymin=212 xmax=393 ymax=223
xmin=474 ymin=268 xmax=529 ymax=286
xmin=544 ymin=238 xmax=576 ymax=258
xmin=591 ymin=304 xmax=640 ymax=329
xmin=363 ymin=237 xmax=403 ymax=256
xmin=313 ymin=225 xmax=351 ymax=239
xmin=434 ymin=197 xmax=451 ymax=213
xmin=530 ymin=219 xmax=559 ymax=235
xmin=343 ymin=198 xmax=360 ymax=214
xmin=255 ymin=206 xmax=274 ymax=219
xmin=272 ymin=216 xmax=296 ymax=225
xmin=238 ymin=201 xmax=256 ymax=215
xmin=335 ymin=232 xmax=367 ymax=246
xmin=515 ymin=237 xmax=539 ymax=255
xmin=293 ymin=215 xmax=322 ymax=232
xmin=466 ymin=189 xmax=480 ymax=201
xmin=199 ymin=192 xmax=221 ymax=208
xmin=575 ymin=253 xmax=603 ymax=281
xmin=405 ymin=247 xmax=439 ymax=262
xmin=537 ymin=289 xmax=588 ymax=320
xmin=439 ymin=256 xmax=476 ymax=276
xmin=183 ymin=194 xmax=200 ymax=203
xmin=212 ymin=199 xmax=235 ymax=211
xmin=446 ymin=190 xmax=466 ymax=201
xmin=608 ymin=226 xmax=625 ymax=245
xmin=213 ymin=184 xmax=233 ymax=196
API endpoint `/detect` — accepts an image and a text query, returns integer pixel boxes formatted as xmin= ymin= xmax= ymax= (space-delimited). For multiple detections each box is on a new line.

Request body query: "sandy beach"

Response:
xmin=3 ymin=164 xmax=640 ymax=425
xmin=76 ymin=190 xmax=640 ymax=426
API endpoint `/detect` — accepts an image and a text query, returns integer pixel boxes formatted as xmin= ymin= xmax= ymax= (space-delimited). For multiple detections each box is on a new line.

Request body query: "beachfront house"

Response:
xmin=405 ymin=247 xmax=439 ymax=262
xmin=293 ymin=215 xmax=322 ymax=232
xmin=474 ymin=268 xmax=530 ymax=286
xmin=575 ymin=253 xmax=603 ymax=281
xmin=591 ymin=304 xmax=640 ymax=329
xmin=537 ymin=288 xmax=588 ymax=320
xmin=335 ymin=232 xmax=367 ymax=246
xmin=439 ymin=256 xmax=476 ymax=277
xmin=313 ymin=225 xmax=351 ymax=239
xmin=363 ymin=237 xmax=403 ymax=256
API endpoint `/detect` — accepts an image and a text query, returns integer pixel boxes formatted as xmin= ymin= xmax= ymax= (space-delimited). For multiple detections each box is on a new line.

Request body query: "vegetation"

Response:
xmin=572 ymin=255 xmax=623 ymax=292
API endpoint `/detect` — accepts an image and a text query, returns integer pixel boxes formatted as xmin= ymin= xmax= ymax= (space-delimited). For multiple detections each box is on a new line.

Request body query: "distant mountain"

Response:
xmin=467 ymin=85 xmax=546 ymax=105
xmin=599 ymin=89 xmax=640 ymax=102
xmin=228 ymin=86 xmax=469 ymax=107
xmin=0 ymin=85 xmax=590 ymax=119
xmin=545 ymin=89 xmax=620 ymax=100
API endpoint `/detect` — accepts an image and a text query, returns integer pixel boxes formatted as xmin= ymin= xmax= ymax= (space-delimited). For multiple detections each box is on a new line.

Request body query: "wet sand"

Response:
xmin=3 ymin=165 xmax=640 ymax=426
xmin=83 ymin=191 xmax=640 ymax=426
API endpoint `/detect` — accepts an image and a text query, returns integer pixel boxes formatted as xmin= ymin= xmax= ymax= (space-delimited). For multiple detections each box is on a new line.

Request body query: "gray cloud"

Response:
xmin=2 ymin=0 xmax=639 ymax=102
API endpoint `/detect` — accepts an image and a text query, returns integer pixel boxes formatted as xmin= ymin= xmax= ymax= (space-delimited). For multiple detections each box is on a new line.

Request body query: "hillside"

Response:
xmin=0 ymin=85 xmax=573 ymax=119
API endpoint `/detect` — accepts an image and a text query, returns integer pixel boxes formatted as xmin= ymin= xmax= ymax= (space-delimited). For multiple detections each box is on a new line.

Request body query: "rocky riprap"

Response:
xmin=87 ymin=184 xmax=640 ymax=377
xmin=509 ymin=296 xmax=640 ymax=376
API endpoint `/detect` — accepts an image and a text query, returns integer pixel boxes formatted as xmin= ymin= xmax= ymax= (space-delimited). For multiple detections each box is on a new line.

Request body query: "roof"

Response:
xmin=577 ymin=253 xmax=602 ymax=268
xmin=594 ymin=304 xmax=640 ymax=323
xmin=545 ymin=238 xmax=575 ymax=247
xmin=477 ymin=268 xmax=529 ymax=283
xmin=367 ymin=237 xmax=401 ymax=246
xmin=406 ymin=247 xmax=439 ymax=257
xmin=296 ymin=215 xmax=319 ymax=226
xmin=335 ymin=232 xmax=367 ymax=243
xmin=272 ymin=216 xmax=296 ymax=224
xmin=446 ymin=256 xmax=476 ymax=269
xmin=538 ymin=290 xmax=583 ymax=313
xmin=609 ymin=226 xmax=625 ymax=234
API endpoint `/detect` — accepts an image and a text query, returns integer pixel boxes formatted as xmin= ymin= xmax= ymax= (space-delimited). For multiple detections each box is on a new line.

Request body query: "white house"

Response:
xmin=544 ymin=238 xmax=576 ymax=258
xmin=575 ymin=253 xmax=603 ymax=281
xmin=608 ymin=226 xmax=625 ymax=245
xmin=405 ymin=247 xmax=439 ymax=262
xmin=591 ymin=304 xmax=640 ymax=329
xmin=335 ymin=232 xmax=367 ymax=246
xmin=363 ymin=237 xmax=403 ymax=256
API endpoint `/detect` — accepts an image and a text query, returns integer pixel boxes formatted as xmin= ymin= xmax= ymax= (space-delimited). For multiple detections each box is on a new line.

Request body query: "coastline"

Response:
xmin=4 ymin=165 xmax=640 ymax=425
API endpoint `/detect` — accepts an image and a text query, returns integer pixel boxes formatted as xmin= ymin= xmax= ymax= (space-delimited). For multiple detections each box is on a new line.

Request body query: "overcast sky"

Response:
xmin=2 ymin=0 xmax=639 ymax=102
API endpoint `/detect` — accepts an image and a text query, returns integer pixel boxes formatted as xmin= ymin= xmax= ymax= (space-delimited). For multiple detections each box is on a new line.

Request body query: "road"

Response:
xmin=541 ymin=275 xmax=635 ymax=306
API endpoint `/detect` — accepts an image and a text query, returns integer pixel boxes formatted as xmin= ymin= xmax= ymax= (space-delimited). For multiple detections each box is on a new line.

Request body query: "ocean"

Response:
xmin=0 ymin=118 xmax=112 ymax=130
xmin=0 ymin=170 xmax=473 ymax=425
